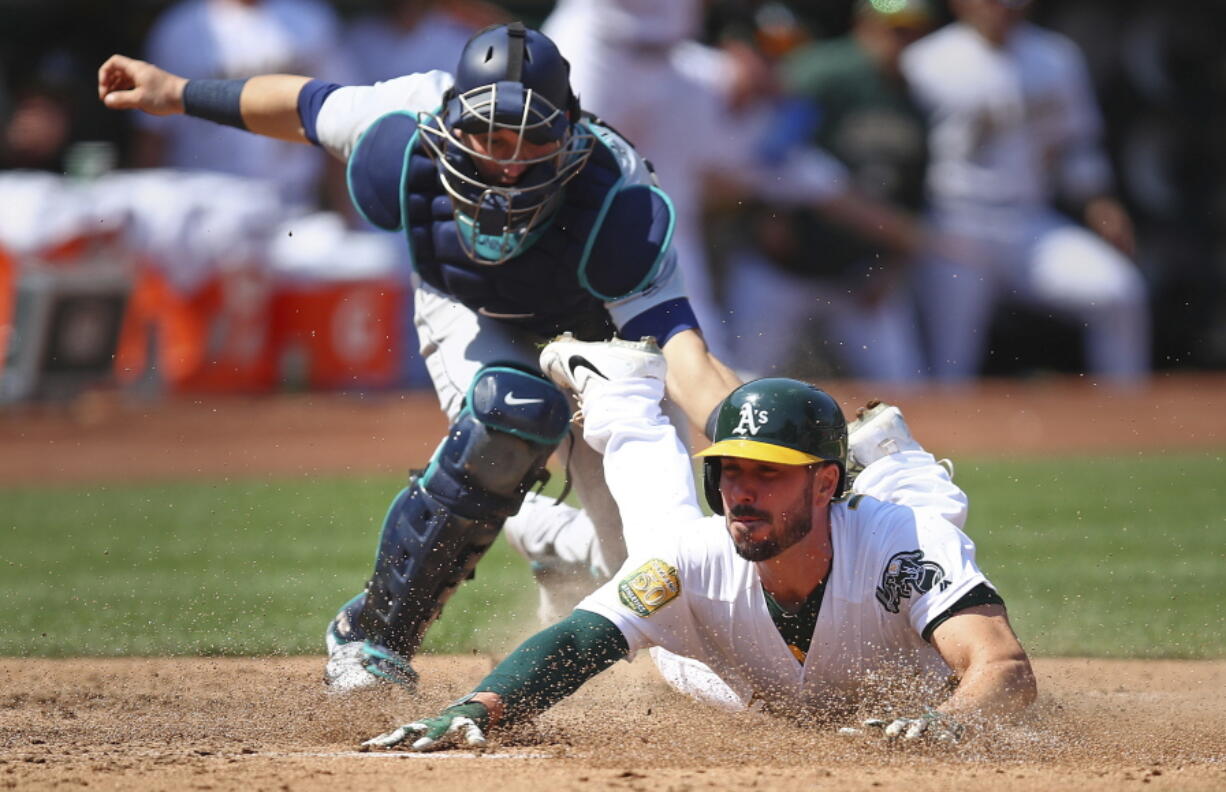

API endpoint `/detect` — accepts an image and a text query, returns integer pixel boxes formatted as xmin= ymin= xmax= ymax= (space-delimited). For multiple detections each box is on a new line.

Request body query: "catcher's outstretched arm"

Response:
xmin=660 ymin=328 xmax=742 ymax=431
xmin=98 ymin=54 xmax=311 ymax=143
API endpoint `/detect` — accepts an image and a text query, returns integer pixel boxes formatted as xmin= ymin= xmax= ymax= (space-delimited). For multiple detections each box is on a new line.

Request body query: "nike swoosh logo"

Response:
xmin=505 ymin=393 xmax=545 ymax=406
xmin=568 ymin=355 xmax=607 ymax=381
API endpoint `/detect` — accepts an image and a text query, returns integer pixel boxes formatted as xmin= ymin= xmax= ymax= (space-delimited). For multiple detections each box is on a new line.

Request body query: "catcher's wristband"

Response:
xmin=182 ymin=78 xmax=249 ymax=130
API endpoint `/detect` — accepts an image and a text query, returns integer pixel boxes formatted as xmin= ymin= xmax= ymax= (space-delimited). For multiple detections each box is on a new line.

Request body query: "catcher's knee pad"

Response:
xmin=358 ymin=365 xmax=571 ymax=656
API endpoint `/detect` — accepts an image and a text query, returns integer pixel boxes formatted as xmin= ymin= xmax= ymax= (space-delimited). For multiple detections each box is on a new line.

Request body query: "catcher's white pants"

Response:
xmin=914 ymin=206 xmax=1149 ymax=384
xmin=573 ymin=374 xmax=969 ymax=710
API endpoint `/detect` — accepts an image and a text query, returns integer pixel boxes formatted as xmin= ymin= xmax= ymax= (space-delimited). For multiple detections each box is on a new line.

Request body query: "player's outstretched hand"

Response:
xmin=362 ymin=702 xmax=489 ymax=752
xmin=97 ymin=55 xmax=188 ymax=116
xmin=840 ymin=709 xmax=963 ymax=742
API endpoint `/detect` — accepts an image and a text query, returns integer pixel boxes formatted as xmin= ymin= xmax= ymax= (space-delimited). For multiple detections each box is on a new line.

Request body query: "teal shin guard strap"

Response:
xmin=475 ymin=610 xmax=629 ymax=724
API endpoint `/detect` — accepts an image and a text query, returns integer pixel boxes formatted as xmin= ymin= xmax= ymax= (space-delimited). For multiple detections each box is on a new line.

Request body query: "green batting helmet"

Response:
xmin=695 ymin=378 xmax=848 ymax=514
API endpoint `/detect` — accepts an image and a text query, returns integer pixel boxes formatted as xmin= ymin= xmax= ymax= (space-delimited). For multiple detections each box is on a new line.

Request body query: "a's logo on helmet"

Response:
xmin=875 ymin=549 xmax=949 ymax=613
xmin=732 ymin=402 xmax=769 ymax=437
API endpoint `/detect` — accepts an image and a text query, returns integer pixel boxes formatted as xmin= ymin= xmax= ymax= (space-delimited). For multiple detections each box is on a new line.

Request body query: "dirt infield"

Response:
xmin=3 ymin=374 xmax=1225 ymax=789
xmin=3 ymin=655 xmax=1224 ymax=791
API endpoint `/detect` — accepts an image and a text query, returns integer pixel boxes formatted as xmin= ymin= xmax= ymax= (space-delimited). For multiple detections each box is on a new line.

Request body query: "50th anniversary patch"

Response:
xmin=618 ymin=559 xmax=681 ymax=617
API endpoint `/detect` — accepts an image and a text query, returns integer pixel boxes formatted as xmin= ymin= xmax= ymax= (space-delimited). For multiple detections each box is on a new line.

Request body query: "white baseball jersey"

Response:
xmin=902 ymin=21 xmax=1113 ymax=214
xmin=578 ymin=494 xmax=990 ymax=711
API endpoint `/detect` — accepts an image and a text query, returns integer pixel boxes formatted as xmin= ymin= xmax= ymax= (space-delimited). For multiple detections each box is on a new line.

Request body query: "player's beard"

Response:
xmin=728 ymin=478 xmax=814 ymax=562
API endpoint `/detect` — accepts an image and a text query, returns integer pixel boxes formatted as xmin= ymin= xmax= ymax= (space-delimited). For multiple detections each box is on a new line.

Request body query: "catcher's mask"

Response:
xmin=695 ymin=378 xmax=848 ymax=514
xmin=419 ymin=22 xmax=595 ymax=264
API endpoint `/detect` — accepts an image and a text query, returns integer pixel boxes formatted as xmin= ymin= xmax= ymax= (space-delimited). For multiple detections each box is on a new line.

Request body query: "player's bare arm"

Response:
xmin=97 ymin=54 xmax=311 ymax=143
xmin=659 ymin=329 xmax=742 ymax=429
xmin=929 ymin=603 xmax=1037 ymax=718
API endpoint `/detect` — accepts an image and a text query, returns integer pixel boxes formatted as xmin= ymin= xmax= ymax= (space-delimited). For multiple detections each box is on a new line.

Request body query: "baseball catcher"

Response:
xmin=364 ymin=337 xmax=1036 ymax=750
xmin=98 ymin=23 xmax=745 ymax=691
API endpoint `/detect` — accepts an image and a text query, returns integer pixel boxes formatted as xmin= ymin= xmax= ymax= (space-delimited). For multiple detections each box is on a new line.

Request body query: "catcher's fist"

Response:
xmin=362 ymin=702 xmax=489 ymax=752
xmin=97 ymin=55 xmax=187 ymax=116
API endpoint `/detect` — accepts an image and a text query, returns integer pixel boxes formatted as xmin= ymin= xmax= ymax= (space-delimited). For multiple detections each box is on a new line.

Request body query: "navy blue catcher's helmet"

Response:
xmin=419 ymin=23 xmax=595 ymax=264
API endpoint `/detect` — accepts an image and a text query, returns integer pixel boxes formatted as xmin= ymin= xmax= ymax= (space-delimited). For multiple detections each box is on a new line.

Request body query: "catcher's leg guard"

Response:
xmin=354 ymin=365 xmax=571 ymax=658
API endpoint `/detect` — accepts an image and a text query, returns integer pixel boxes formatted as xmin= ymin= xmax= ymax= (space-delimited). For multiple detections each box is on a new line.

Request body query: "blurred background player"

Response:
xmin=542 ymin=0 xmax=745 ymax=358
xmin=723 ymin=0 xmax=933 ymax=383
xmin=902 ymin=0 xmax=1150 ymax=385
xmin=544 ymin=0 xmax=928 ymax=366
xmin=342 ymin=0 xmax=495 ymax=84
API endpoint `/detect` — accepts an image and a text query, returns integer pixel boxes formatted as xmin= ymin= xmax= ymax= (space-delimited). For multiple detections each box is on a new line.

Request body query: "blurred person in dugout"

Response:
xmin=132 ymin=0 xmax=353 ymax=213
xmin=543 ymin=0 xmax=925 ymax=363
xmin=902 ymin=0 xmax=1149 ymax=385
xmin=0 ymin=65 xmax=73 ymax=172
xmin=342 ymin=0 xmax=498 ymax=84
xmin=541 ymin=0 xmax=765 ymax=360
xmin=724 ymin=0 xmax=934 ymax=384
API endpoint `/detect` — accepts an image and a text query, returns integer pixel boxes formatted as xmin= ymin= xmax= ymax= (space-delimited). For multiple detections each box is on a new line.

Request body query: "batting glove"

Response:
xmin=362 ymin=702 xmax=489 ymax=752
xmin=862 ymin=709 xmax=963 ymax=742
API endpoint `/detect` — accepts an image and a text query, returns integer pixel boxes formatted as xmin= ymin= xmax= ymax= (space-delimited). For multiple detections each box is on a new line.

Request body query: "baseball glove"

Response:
xmin=862 ymin=709 xmax=963 ymax=742
xmin=362 ymin=701 xmax=489 ymax=752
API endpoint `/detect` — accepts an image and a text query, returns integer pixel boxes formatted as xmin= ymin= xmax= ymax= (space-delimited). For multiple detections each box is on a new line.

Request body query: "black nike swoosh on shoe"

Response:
xmin=568 ymin=355 xmax=607 ymax=381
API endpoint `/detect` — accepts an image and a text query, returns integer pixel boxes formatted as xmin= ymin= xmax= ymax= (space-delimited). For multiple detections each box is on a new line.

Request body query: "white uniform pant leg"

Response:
xmin=581 ymin=375 xmax=746 ymax=709
xmin=851 ymin=450 xmax=969 ymax=531
xmin=580 ymin=376 xmax=705 ymax=549
xmin=648 ymin=647 xmax=750 ymax=711
xmin=1020 ymin=214 xmax=1150 ymax=384
xmin=413 ymin=282 xmax=539 ymax=418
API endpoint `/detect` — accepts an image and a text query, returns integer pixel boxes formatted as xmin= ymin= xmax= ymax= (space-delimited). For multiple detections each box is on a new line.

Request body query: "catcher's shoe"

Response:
xmin=538 ymin=333 xmax=666 ymax=400
xmin=846 ymin=400 xmax=923 ymax=483
xmin=323 ymin=594 xmax=419 ymax=694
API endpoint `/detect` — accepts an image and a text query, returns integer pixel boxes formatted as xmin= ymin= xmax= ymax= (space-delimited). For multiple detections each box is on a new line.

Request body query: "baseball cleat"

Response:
xmin=846 ymin=400 xmax=923 ymax=480
xmin=324 ymin=595 xmax=419 ymax=694
xmin=538 ymin=333 xmax=667 ymax=400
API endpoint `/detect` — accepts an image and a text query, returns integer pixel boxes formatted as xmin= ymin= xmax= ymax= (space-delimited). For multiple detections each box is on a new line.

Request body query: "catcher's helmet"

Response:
xmin=695 ymin=378 xmax=848 ymax=514
xmin=419 ymin=22 xmax=595 ymax=264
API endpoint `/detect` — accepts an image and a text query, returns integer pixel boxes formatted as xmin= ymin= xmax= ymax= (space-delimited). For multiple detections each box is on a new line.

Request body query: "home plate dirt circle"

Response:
xmin=4 ymin=655 xmax=1224 ymax=791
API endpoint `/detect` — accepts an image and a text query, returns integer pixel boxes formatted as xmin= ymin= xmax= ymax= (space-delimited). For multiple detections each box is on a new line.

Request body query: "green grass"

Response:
xmin=0 ymin=452 xmax=1223 ymax=659
xmin=951 ymin=453 xmax=1226 ymax=658
xmin=0 ymin=476 xmax=537 ymax=657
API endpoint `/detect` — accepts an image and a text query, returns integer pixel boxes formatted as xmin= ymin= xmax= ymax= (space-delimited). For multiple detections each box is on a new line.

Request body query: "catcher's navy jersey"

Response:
xmin=299 ymin=73 xmax=697 ymax=342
